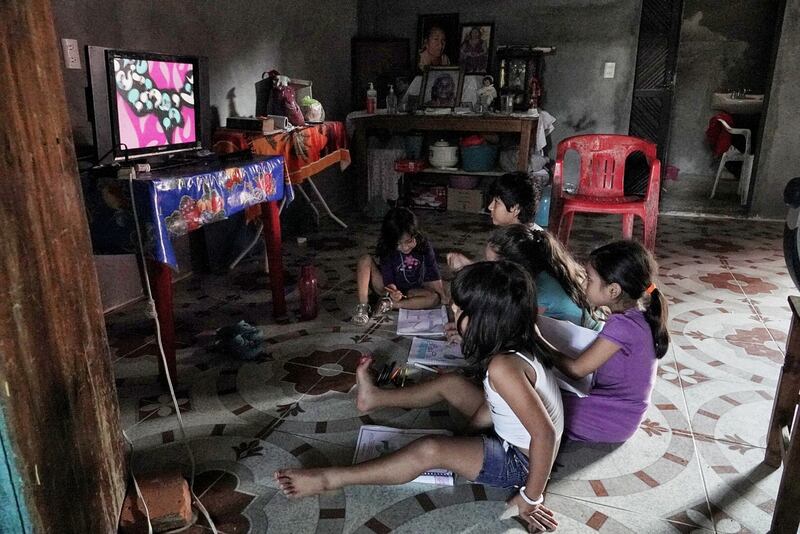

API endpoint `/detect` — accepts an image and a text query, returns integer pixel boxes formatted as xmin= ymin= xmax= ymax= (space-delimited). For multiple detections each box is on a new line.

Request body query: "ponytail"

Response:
xmin=643 ymin=287 xmax=670 ymax=359
xmin=589 ymin=240 xmax=670 ymax=359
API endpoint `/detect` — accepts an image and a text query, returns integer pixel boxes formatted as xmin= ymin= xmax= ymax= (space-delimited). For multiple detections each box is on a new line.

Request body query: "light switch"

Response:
xmin=61 ymin=38 xmax=81 ymax=69
xmin=603 ymin=62 xmax=616 ymax=79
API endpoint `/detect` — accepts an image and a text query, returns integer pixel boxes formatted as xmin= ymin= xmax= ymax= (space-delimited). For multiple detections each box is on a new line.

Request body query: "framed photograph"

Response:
xmin=458 ymin=23 xmax=494 ymax=74
xmin=416 ymin=13 xmax=459 ymax=72
xmin=420 ymin=66 xmax=463 ymax=108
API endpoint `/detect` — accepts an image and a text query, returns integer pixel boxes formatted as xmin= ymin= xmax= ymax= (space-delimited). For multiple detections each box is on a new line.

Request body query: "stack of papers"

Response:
xmin=353 ymin=425 xmax=454 ymax=485
xmin=397 ymin=307 xmax=448 ymax=337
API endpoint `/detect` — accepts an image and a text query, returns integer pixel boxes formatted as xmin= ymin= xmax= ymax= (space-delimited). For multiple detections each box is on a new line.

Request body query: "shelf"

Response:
xmin=420 ymin=167 xmax=505 ymax=177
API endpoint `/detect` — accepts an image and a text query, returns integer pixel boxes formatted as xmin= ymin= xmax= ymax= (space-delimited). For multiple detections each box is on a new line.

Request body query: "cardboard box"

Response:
xmin=410 ymin=184 xmax=447 ymax=210
xmin=447 ymin=187 xmax=484 ymax=213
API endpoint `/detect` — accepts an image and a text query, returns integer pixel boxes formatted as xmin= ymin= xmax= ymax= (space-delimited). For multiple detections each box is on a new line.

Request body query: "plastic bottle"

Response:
xmin=386 ymin=84 xmax=398 ymax=114
xmin=366 ymin=82 xmax=377 ymax=114
xmin=298 ymin=264 xmax=319 ymax=321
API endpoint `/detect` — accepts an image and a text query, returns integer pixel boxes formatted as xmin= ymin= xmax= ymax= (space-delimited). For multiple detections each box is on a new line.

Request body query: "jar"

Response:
xmin=429 ymin=140 xmax=458 ymax=169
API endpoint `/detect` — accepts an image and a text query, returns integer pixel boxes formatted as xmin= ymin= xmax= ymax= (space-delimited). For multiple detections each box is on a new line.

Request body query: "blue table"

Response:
xmin=115 ymin=155 xmax=291 ymax=383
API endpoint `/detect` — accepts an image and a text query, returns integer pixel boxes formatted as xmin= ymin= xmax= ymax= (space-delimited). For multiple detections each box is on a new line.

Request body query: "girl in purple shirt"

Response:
xmin=352 ymin=208 xmax=444 ymax=325
xmin=553 ymin=240 xmax=669 ymax=443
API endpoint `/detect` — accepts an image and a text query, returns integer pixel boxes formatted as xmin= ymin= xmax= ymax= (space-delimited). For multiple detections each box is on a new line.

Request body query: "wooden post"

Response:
xmin=0 ymin=1 xmax=126 ymax=532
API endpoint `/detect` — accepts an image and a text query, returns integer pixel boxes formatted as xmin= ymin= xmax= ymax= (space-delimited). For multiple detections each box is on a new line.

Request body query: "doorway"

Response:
xmin=657 ymin=0 xmax=780 ymax=215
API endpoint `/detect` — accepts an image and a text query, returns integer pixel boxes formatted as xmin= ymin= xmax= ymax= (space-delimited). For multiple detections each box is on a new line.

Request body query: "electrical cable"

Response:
xmin=127 ymin=168 xmax=219 ymax=533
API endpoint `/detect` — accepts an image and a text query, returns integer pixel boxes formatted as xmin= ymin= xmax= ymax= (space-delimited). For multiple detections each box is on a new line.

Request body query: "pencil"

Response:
xmin=411 ymin=362 xmax=439 ymax=374
xmin=389 ymin=365 xmax=402 ymax=382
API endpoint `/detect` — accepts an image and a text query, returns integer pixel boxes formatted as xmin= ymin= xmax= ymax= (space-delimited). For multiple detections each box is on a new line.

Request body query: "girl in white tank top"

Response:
xmin=274 ymin=261 xmax=563 ymax=532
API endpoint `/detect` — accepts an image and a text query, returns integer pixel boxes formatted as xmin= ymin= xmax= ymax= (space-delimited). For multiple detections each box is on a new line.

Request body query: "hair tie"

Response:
xmin=645 ymin=283 xmax=657 ymax=295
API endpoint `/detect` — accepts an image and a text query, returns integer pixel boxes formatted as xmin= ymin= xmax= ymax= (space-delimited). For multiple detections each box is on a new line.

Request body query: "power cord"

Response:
xmin=127 ymin=168 xmax=219 ymax=533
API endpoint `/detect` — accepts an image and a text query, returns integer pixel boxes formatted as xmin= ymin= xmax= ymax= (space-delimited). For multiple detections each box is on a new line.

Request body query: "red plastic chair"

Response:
xmin=549 ymin=134 xmax=662 ymax=252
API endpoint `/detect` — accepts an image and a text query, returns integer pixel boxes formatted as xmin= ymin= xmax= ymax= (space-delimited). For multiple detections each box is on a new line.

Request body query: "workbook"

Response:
xmin=352 ymin=425 xmax=455 ymax=485
xmin=408 ymin=337 xmax=468 ymax=367
xmin=397 ymin=306 xmax=448 ymax=337
xmin=536 ymin=315 xmax=597 ymax=398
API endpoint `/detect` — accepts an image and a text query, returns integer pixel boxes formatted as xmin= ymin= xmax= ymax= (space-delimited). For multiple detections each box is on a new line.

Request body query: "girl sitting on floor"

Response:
xmin=553 ymin=240 xmax=669 ymax=443
xmin=446 ymin=225 xmax=598 ymax=345
xmin=352 ymin=207 xmax=444 ymax=325
xmin=276 ymin=261 xmax=563 ymax=532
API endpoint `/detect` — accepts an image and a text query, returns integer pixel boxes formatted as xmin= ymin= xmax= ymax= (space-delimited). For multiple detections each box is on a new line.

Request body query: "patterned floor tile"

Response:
xmin=106 ymin=210 xmax=791 ymax=533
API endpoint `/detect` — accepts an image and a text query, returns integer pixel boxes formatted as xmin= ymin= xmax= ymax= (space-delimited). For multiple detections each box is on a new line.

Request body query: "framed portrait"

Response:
xmin=458 ymin=23 xmax=494 ymax=74
xmin=416 ymin=13 xmax=459 ymax=73
xmin=420 ymin=66 xmax=463 ymax=108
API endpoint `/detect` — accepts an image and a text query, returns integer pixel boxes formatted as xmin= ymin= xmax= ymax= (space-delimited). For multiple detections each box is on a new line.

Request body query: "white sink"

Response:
xmin=712 ymin=93 xmax=764 ymax=114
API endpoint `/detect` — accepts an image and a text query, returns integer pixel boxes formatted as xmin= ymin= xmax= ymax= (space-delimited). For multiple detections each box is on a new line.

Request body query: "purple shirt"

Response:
xmin=380 ymin=241 xmax=441 ymax=293
xmin=563 ymin=308 xmax=657 ymax=443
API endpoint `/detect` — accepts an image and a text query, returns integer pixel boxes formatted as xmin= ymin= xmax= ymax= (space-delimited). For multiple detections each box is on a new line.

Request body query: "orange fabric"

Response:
xmin=213 ymin=122 xmax=350 ymax=222
xmin=249 ymin=122 xmax=350 ymax=184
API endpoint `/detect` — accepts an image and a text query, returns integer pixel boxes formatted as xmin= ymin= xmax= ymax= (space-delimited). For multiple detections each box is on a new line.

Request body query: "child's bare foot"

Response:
xmin=274 ymin=468 xmax=332 ymax=498
xmin=355 ymin=356 xmax=379 ymax=413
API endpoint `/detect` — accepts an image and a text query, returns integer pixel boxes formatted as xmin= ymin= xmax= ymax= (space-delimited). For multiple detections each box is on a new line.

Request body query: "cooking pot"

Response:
xmin=429 ymin=140 xmax=458 ymax=169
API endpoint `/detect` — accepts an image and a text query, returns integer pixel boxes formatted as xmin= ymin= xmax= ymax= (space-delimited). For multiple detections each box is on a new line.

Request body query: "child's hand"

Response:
xmin=446 ymin=252 xmax=472 ymax=271
xmin=444 ymin=321 xmax=462 ymax=345
xmin=385 ymin=284 xmax=404 ymax=305
xmin=508 ymin=493 xmax=558 ymax=532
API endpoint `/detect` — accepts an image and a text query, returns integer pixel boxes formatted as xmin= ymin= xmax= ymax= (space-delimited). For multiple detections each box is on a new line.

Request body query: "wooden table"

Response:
xmin=351 ymin=114 xmax=538 ymax=204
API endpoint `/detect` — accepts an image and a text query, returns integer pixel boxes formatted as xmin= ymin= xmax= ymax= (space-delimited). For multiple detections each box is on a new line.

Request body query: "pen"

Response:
xmin=411 ymin=362 xmax=439 ymax=374
xmin=401 ymin=366 xmax=407 ymax=387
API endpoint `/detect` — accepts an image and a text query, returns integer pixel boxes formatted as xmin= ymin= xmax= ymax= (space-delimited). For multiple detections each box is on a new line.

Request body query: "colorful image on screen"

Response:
xmin=112 ymin=57 xmax=196 ymax=150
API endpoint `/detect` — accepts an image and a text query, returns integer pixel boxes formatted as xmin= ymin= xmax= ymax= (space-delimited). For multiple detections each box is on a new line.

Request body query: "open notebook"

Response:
xmin=537 ymin=315 xmax=598 ymax=398
xmin=408 ymin=337 xmax=468 ymax=367
xmin=352 ymin=425 xmax=454 ymax=485
xmin=397 ymin=306 xmax=448 ymax=337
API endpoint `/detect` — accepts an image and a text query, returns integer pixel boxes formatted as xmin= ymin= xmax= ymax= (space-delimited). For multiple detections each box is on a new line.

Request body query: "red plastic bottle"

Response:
xmin=298 ymin=264 xmax=319 ymax=320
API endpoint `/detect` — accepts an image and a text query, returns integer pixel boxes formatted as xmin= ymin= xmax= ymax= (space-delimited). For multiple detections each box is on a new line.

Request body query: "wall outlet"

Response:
xmin=603 ymin=62 xmax=616 ymax=79
xmin=61 ymin=38 xmax=81 ymax=69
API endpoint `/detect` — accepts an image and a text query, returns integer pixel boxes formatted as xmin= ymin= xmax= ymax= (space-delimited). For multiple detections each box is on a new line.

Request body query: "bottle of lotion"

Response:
xmin=366 ymin=82 xmax=377 ymax=114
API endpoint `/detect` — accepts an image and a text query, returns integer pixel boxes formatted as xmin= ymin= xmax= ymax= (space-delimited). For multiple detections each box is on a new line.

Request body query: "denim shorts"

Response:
xmin=472 ymin=434 xmax=530 ymax=488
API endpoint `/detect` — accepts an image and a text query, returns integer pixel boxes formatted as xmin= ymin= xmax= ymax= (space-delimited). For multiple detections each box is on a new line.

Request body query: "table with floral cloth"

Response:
xmin=85 ymin=155 xmax=289 ymax=384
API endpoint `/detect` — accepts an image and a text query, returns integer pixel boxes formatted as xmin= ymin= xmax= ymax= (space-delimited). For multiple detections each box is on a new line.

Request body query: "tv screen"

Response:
xmin=86 ymin=46 xmax=209 ymax=163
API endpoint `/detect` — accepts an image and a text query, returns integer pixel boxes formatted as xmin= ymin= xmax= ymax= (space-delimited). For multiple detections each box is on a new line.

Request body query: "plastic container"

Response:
xmin=461 ymin=144 xmax=498 ymax=172
xmin=535 ymin=185 xmax=551 ymax=228
xmin=298 ymin=264 xmax=319 ymax=320
xmin=366 ymin=82 xmax=377 ymax=114
xmin=386 ymin=84 xmax=398 ymax=114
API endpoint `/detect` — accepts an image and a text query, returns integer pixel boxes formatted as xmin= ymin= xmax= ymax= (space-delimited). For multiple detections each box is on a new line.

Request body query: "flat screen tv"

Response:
xmin=86 ymin=46 xmax=210 ymax=164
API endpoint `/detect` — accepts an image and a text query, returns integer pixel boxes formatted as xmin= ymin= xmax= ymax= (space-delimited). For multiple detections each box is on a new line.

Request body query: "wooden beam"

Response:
xmin=0 ymin=1 xmax=126 ymax=532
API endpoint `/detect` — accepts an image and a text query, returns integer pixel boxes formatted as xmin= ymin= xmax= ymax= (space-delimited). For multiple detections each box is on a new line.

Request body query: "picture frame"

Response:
xmin=419 ymin=66 xmax=463 ymax=108
xmin=458 ymin=23 xmax=494 ymax=74
xmin=416 ymin=13 xmax=460 ymax=73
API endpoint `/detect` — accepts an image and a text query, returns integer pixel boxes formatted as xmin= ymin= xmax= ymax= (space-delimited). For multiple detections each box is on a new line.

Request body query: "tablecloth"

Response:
xmin=84 ymin=155 xmax=287 ymax=270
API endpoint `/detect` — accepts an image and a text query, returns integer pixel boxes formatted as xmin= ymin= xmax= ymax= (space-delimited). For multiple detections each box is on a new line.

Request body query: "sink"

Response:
xmin=712 ymin=93 xmax=764 ymax=114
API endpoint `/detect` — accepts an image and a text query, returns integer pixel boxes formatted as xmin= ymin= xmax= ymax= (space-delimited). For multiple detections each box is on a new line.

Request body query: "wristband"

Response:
xmin=519 ymin=486 xmax=544 ymax=506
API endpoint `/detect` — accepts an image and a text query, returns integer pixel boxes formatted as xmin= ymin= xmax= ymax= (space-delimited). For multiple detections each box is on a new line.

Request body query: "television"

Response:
xmin=86 ymin=46 xmax=210 ymax=164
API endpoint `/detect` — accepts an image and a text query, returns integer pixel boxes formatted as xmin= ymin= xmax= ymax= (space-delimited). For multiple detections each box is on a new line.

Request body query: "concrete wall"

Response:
xmin=358 ymin=0 xmax=642 ymax=149
xmin=53 ymin=0 xmax=356 ymax=148
xmin=752 ymin=0 xmax=800 ymax=218
xmin=668 ymin=0 xmax=778 ymax=175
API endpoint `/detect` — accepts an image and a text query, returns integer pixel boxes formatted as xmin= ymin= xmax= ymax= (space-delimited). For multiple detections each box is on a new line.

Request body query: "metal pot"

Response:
xmin=429 ymin=140 xmax=458 ymax=168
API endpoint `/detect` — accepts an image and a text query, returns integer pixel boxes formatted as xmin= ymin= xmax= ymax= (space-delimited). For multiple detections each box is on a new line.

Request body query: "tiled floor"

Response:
xmin=109 ymin=210 xmax=791 ymax=533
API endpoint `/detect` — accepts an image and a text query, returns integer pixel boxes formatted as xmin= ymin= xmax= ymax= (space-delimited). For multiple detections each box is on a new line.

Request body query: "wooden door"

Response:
xmin=629 ymin=0 xmax=684 ymax=163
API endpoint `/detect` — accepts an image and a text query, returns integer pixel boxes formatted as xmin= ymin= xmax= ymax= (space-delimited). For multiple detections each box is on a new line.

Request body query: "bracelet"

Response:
xmin=519 ymin=486 xmax=544 ymax=506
